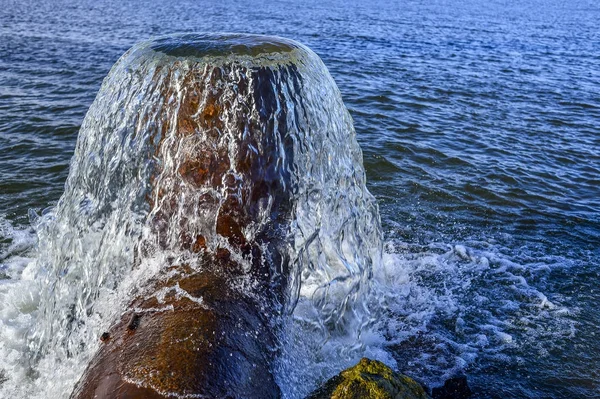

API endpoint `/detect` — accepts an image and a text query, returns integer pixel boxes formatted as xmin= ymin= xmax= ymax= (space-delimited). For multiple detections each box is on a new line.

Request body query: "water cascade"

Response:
xmin=19 ymin=34 xmax=382 ymax=397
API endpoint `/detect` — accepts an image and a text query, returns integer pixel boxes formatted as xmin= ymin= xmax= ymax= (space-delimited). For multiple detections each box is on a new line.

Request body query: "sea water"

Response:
xmin=1 ymin=0 xmax=598 ymax=397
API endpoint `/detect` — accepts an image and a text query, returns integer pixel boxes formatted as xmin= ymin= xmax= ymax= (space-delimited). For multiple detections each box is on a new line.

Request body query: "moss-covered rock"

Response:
xmin=308 ymin=358 xmax=431 ymax=399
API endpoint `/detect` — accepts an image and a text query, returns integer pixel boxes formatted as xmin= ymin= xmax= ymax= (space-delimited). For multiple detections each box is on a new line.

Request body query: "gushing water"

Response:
xmin=0 ymin=34 xmax=382 ymax=398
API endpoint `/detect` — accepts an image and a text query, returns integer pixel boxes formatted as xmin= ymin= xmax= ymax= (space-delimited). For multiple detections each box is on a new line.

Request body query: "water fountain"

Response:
xmin=27 ymin=34 xmax=382 ymax=398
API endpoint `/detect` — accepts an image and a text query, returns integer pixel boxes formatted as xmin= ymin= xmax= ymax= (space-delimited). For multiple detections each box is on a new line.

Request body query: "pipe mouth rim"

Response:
xmin=149 ymin=33 xmax=301 ymax=58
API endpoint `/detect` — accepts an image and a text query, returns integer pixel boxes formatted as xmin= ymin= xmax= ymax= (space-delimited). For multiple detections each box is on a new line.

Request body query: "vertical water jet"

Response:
xmin=28 ymin=33 xmax=382 ymax=398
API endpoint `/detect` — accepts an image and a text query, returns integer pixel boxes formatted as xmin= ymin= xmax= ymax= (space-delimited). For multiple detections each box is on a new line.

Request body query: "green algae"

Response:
xmin=308 ymin=358 xmax=430 ymax=399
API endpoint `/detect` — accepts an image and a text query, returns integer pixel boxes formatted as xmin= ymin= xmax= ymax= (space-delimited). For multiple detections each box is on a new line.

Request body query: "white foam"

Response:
xmin=0 ymin=216 xmax=40 ymax=397
xmin=355 ymin=238 xmax=577 ymax=386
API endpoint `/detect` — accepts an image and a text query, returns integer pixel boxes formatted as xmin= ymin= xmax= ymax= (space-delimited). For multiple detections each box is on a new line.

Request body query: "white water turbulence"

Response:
xmin=0 ymin=34 xmax=382 ymax=398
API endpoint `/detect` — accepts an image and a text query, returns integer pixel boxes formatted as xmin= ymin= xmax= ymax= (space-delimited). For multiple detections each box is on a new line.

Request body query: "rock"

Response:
xmin=307 ymin=358 xmax=431 ymax=399
xmin=431 ymin=376 xmax=472 ymax=399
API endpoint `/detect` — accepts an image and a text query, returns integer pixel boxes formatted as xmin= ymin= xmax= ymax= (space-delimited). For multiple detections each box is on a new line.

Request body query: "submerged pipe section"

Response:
xmin=30 ymin=33 xmax=382 ymax=398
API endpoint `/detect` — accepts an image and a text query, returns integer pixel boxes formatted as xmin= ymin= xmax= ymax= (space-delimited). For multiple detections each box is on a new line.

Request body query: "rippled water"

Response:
xmin=1 ymin=0 xmax=599 ymax=398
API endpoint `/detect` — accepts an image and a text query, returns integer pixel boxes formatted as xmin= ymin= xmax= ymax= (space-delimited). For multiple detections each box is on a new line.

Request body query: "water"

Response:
xmin=1 ymin=0 xmax=599 ymax=397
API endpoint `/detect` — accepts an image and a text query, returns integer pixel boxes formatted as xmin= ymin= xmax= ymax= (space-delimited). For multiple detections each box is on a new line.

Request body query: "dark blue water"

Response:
xmin=1 ymin=0 xmax=599 ymax=397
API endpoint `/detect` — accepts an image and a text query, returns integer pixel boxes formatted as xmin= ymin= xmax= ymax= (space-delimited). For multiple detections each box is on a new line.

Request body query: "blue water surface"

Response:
xmin=1 ymin=0 xmax=599 ymax=397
